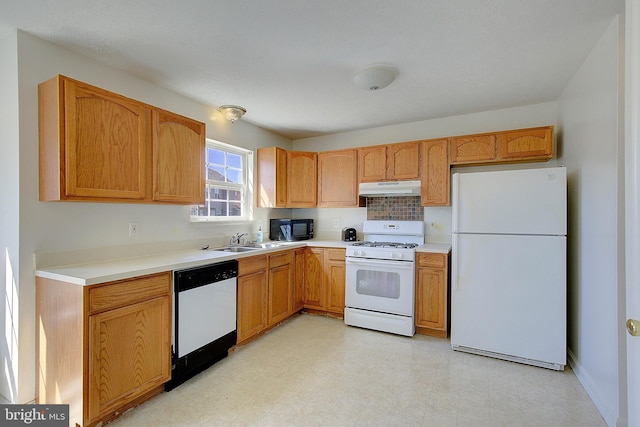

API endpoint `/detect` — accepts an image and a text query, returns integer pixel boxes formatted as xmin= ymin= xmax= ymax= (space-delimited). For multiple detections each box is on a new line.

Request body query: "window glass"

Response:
xmin=191 ymin=139 xmax=253 ymax=222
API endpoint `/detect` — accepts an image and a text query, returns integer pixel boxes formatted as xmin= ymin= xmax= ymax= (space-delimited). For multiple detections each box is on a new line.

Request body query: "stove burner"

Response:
xmin=351 ymin=241 xmax=418 ymax=249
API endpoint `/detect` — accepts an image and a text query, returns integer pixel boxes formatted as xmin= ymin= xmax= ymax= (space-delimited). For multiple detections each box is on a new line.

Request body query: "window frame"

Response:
xmin=189 ymin=138 xmax=253 ymax=222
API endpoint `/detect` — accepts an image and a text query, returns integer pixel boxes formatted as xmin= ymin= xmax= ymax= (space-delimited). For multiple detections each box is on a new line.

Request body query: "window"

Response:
xmin=190 ymin=139 xmax=253 ymax=221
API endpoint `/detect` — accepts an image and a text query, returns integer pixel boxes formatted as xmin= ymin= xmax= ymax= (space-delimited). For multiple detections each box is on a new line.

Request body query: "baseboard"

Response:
xmin=567 ymin=348 xmax=620 ymax=427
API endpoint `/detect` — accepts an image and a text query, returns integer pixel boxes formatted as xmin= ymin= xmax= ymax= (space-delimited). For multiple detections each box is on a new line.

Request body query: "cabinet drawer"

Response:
xmin=417 ymin=253 xmax=446 ymax=268
xmin=239 ymin=255 xmax=268 ymax=276
xmin=326 ymin=248 xmax=346 ymax=261
xmin=269 ymin=251 xmax=292 ymax=268
xmin=88 ymin=272 xmax=171 ymax=314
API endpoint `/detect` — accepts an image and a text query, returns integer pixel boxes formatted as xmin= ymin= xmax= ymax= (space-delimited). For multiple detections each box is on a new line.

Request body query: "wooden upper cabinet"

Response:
xmin=38 ymin=75 xmax=205 ymax=204
xmin=358 ymin=146 xmax=387 ymax=182
xmin=499 ymin=126 xmax=553 ymax=161
xmin=421 ymin=139 xmax=450 ymax=206
xmin=358 ymin=142 xmax=420 ymax=182
xmin=287 ymin=151 xmax=317 ymax=208
xmin=449 ymin=134 xmax=497 ymax=165
xmin=449 ymin=126 xmax=554 ymax=166
xmin=317 ymin=149 xmax=359 ymax=207
xmin=40 ymin=75 xmax=150 ymax=201
xmin=152 ymin=109 xmax=205 ymax=204
xmin=387 ymin=141 xmax=420 ymax=180
xmin=256 ymin=146 xmax=288 ymax=208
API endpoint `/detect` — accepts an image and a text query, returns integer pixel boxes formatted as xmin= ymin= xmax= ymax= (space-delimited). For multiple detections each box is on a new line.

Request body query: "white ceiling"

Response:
xmin=0 ymin=0 xmax=623 ymax=139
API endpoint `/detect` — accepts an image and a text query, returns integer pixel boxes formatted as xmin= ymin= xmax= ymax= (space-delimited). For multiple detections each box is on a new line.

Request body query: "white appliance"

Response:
xmin=451 ymin=166 xmax=567 ymax=370
xmin=344 ymin=220 xmax=424 ymax=336
xmin=167 ymin=259 xmax=238 ymax=390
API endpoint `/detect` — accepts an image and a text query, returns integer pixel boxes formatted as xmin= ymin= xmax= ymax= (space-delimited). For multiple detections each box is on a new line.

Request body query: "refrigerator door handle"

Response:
xmin=452 ymin=233 xmax=459 ymax=291
xmin=452 ymin=173 xmax=460 ymax=233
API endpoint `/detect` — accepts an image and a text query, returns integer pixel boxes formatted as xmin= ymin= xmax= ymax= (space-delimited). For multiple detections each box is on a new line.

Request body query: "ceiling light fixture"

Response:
xmin=218 ymin=105 xmax=247 ymax=122
xmin=353 ymin=65 xmax=398 ymax=91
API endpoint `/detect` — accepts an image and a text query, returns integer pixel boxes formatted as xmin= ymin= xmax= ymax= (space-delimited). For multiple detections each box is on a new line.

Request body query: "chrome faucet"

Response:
xmin=230 ymin=232 xmax=247 ymax=245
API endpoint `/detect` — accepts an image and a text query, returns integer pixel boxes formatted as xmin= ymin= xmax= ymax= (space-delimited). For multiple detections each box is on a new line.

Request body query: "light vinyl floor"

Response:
xmin=109 ymin=314 xmax=605 ymax=427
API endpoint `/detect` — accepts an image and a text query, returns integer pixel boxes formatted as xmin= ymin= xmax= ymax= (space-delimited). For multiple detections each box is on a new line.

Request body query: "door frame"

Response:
xmin=625 ymin=1 xmax=640 ymax=426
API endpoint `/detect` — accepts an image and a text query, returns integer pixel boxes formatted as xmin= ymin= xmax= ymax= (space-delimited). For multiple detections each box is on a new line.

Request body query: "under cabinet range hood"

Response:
xmin=358 ymin=180 xmax=421 ymax=197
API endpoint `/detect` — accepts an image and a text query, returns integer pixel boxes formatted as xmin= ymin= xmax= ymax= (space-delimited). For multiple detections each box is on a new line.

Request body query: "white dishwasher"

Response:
xmin=166 ymin=259 xmax=237 ymax=390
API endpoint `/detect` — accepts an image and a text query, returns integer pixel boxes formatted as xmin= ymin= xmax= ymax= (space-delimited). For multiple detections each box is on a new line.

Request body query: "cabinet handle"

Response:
xmin=627 ymin=319 xmax=640 ymax=337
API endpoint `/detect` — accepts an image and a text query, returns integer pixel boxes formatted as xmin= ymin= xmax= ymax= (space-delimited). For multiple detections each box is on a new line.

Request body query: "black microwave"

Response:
xmin=270 ymin=219 xmax=314 ymax=241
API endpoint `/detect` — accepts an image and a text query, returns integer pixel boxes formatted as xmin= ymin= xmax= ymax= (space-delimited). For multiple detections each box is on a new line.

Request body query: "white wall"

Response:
xmin=9 ymin=31 xmax=292 ymax=403
xmin=292 ymin=102 xmax=561 ymax=244
xmin=557 ymin=17 xmax=624 ymax=427
xmin=0 ymin=30 xmax=20 ymax=404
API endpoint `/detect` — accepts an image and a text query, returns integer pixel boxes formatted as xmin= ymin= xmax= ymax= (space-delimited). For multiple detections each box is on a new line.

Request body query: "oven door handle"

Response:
xmin=346 ymin=258 xmax=415 ymax=270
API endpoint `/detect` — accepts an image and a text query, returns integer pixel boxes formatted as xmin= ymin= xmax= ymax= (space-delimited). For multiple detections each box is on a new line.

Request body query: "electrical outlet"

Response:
xmin=332 ymin=218 xmax=340 ymax=229
xmin=429 ymin=220 xmax=437 ymax=229
xmin=128 ymin=222 xmax=138 ymax=237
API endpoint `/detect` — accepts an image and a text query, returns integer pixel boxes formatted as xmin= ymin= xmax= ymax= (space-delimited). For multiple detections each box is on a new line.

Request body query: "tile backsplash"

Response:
xmin=366 ymin=196 xmax=424 ymax=221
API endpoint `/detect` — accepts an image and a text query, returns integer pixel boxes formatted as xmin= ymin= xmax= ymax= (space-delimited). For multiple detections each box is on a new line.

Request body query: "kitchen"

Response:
xmin=0 ymin=1 xmax=636 ymax=426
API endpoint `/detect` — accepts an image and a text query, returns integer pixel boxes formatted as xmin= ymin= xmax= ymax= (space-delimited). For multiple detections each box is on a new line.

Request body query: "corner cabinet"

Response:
xmin=256 ymin=148 xmax=317 ymax=208
xmin=303 ymin=247 xmax=346 ymax=316
xmin=36 ymin=272 xmax=172 ymax=427
xmin=38 ymin=75 xmax=205 ymax=204
xmin=415 ymin=252 xmax=450 ymax=338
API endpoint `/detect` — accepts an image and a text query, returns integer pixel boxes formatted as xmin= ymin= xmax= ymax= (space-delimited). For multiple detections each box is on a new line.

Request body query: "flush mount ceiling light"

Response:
xmin=218 ymin=105 xmax=247 ymax=122
xmin=353 ymin=65 xmax=398 ymax=91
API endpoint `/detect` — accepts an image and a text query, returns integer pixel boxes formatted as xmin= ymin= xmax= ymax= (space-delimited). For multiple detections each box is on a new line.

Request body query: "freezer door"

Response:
xmin=452 ymin=167 xmax=566 ymax=235
xmin=451 ymin=233 xmax=566 ymax=366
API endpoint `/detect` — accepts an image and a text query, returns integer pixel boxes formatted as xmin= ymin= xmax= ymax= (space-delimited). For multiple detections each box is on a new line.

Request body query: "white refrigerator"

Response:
xmin=451 ymin=166 xmax=567 ymax=370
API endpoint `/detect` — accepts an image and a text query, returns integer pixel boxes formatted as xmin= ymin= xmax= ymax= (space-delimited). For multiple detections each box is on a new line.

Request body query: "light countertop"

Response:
xmin=35 ymin=239 xmax=451 ymax=286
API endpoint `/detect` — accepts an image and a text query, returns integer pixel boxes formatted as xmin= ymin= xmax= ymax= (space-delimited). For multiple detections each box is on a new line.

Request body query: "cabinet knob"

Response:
xmin=627 ymin=319 xmax=640 ymax=337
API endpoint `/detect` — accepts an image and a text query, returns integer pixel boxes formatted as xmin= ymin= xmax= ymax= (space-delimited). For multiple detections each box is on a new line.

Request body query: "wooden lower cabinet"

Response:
xmin=237 ymin=250 xmax=300 ymax=344
xmin=268 ymin=251 xmax=293 ymax=325
xmin=415 ymin=252 xmax=450 ymax=338
xmin=36 ymin=272 xmax=171 ymax=427
xmin=303 ymin=247 xmax=346 ymax=316
xmin=237 ymin=255 xmax=268 ymax=343
xmin=293 ymin=248 xmax=306 ymax=311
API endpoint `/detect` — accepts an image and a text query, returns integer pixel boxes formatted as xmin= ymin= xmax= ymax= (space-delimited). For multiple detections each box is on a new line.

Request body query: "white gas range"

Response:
xmin=344 ymin=220 xmax=424 ymax=337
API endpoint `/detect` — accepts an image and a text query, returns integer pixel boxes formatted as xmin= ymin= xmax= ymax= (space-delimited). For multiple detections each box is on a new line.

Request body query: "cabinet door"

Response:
xmin=421 ymin=139 xmax=450 ymax=206
xmin=293 ymin=248 xmax=306 ymax=311
xmin=268 ymin=263 xmax=293 ymax=325
xmin=237 ymin=270 xmax=267 ymax=343
xmin=256 ymin=146 xmax=287 ymax=208
xmin=152 ymin=109 xmax=205 ymax=204
xmin=304 ymin=248 xmax=325 ymax=309
xmin=499 ymin=126 xmax=553 ymax=161
xmin=62 ymin=77 xmax=150 ymax=200
xmin=325 ymin=249 xmax=346 ymax=315
xmin=358 ymin=146 xmax=387 ymax=182
xmin=449 ymin=134 xmax=497 ymax=165
xmin=88 ymin=296 xmax=170 ymax=423
xmin=416 ymin=267 xmax=446 ymax=331
xmin=387 ymin=141 xmax=420 ymax=180
xmin=287 ymin=151 xmax=317 ymax=207
xmin=317 ymin=149 xmax=359 ymax=207
xmin=415 ymin=253 xmax=448 ymax=337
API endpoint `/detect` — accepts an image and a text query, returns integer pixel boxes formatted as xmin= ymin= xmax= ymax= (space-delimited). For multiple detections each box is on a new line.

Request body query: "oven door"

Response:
xmin=345 ymin=257 xmax=415 ymax=316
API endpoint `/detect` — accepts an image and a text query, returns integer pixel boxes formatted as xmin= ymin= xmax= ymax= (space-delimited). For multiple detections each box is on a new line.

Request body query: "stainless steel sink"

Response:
xmin=247 ymin=242 xmax=288 ymax=249
xmin=212 ymin=246 xmax=261 ymax=252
